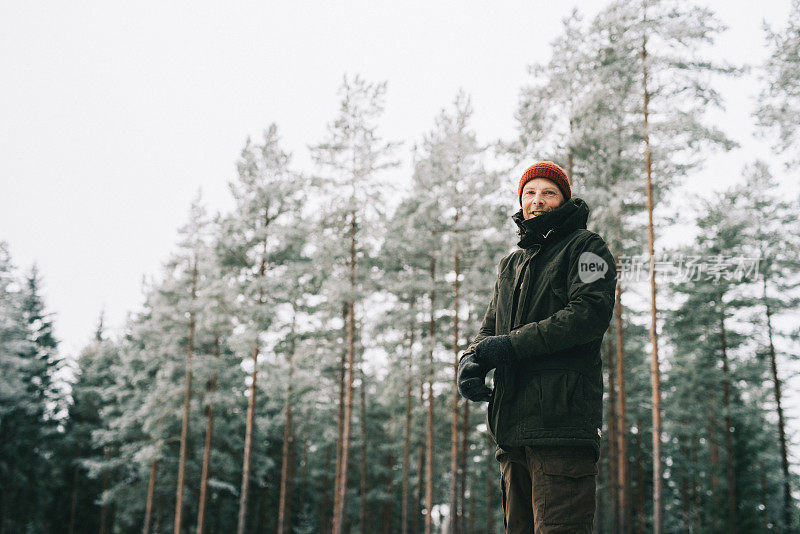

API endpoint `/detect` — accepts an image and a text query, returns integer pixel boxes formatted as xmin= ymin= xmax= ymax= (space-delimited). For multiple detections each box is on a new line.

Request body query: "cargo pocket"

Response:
xmin=540 ymin=371 xmax=587 ymax=429
xmin=540 ymin=452 xmax=597 ymax=527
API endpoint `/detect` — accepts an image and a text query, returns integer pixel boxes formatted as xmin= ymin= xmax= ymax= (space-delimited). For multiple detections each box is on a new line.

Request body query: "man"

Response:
xmin=458 ymin=161 xmax=616 ymax=533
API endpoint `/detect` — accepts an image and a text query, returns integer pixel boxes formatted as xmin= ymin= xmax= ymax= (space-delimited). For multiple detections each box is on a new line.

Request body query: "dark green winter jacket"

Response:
xmin=463 ymin=197 xmax=616 ymax=461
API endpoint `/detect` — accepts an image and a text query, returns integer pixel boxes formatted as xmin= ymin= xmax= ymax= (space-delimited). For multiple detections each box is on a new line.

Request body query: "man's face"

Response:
xmin=521 ymin=178 xmax=564 ymax=220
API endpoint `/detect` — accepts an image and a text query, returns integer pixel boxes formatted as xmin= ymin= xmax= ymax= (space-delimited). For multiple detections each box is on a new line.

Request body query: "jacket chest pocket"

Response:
xmin=543 ymin=265 xmax=569 ymax=307
xmin=496 ymin=275 xmax=515 ymax=333
xmin=519 ymin=265 xmax=568 ymax=325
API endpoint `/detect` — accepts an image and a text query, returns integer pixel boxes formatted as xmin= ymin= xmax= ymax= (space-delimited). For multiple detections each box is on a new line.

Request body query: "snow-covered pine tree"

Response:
xmin=263 ymin=186 xmax=319 ymax=534
xmin=87 ymin=279 xmax=165 ymax=533
xmin=509 ymin=2 xmax=738 ymax=530
xmin=510 ymin=9 xmax=644 ymax=530
xmin=195 ymin=212 xmax=244 ymax=534
xmin=661 ymin=167 xmax=800 ymax=531
xmin=412 ymin=91 xmax=498 ymax=534
xmin=374 ymin=197 xmax=431 ymax=534
xmin=309 ymin=74 xmax=399 ymax=534
xmin=730 ymin=161 xmax=800 ymax=531
xmin=577 ymin=8 xmax=650 ymax=531
xmin=504 ymin=9 xmax=595 ymax=179
xmin=165 ymin=193 xmax=211 ymax=534
xmin=575 ymin=3 xmax=738 ymax=531
xmin=628 ymin=5 xmax=738 ymax=525
xmin=755 ymin=0 xmax=800 ymax=167
xmin=216 ymin=124 xmax=299 ymax=534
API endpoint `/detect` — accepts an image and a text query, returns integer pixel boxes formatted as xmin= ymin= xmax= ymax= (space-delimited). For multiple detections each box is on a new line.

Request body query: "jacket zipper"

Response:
xmin=509 ymin=244 xmax=540 ymax=330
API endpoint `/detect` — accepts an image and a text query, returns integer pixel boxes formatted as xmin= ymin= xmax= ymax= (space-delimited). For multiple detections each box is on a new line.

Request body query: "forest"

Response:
xmin=1 ymin=0 xmax=799 ymax=533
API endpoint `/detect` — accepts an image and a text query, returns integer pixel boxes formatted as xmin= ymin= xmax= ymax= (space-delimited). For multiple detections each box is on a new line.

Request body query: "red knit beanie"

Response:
xmin=517 ymin=161 xmax=571 ymax=205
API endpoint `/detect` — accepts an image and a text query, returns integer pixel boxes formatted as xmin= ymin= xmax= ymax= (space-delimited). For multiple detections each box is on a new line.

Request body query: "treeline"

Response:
xmin=2 ymin=0 xmax=800 ymax=533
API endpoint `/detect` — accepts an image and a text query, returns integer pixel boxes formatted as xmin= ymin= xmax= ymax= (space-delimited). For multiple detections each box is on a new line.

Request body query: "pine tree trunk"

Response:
xmin=614 ymin=236 xmax=630 ymax=534
xmin=450 ymin=244 xmax=461 ymax=534
xmin=401 ymin=385 xmax=412 ymax=534
xmin=332 ymin=294 xmax=355 ymax=534
xmin=402 ymin=303 xmax=416 ymax=534
xmin=359 ymin=367 xmax=368 ymax=534
xmin=640 ymin=25 xmax=663 ymax=534
xmin=143 ymin=459 xmax=158 ymax=534
xmin=425 ymin=256 xmax=436 ymax=534
xmin=606 ymin=338 xmax=619 ymax=534
xmin=334 ymin=303 xmax=348 ymax=527
xmin=196 ymin=336 xmax=219 ymax=534
xmin=414 ymin=379 xmax=425 ymax=534
xmin=173 ymin=260 xmax=198 ymax=534
xmin=718 ymin=304 xmax=737 ymax=533
xmin=333 ymin=211 xmax=358 ymax=534
xmin=277 ymin=312 xmax=298 ymax=534
xmin=237 ymin=211 xmax=271 ymax=534
xmin=763 ymin=280 xmax=792 ymax=531
xmin=425 ymin=366 xmax=435 ymax=534
xmin=238 ymin=228 xmax=269 ymax=534
xmin=236 ymin=342 xmax=259 ymax=534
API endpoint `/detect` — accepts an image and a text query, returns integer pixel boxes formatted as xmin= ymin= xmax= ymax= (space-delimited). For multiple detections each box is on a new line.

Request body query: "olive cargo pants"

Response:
xmin=499 ymin=445 xmax=597 ymax=533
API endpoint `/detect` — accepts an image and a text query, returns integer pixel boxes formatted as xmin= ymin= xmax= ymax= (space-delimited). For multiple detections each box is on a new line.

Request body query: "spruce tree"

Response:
xmin=310 ymin=74 xmax=399 ymax=534
xmin=0 ymin=244 xmax=54 ymax=532
xmin=62 ymin=314 xmax=118 ymax=534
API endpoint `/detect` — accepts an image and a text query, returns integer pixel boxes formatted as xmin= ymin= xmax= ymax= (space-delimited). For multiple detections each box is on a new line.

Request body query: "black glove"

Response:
xmin=457 ymin=352 xmax=492 ymax=402
xmin=474 ymin=335 xmax=513 ymax=369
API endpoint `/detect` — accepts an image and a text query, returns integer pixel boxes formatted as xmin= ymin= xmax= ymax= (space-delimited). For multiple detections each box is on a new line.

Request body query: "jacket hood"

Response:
xmin=512 ymin=197 xmax=590 ymax=249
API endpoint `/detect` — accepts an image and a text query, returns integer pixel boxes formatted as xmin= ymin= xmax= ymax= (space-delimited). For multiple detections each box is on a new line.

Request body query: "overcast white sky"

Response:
xmin=1 ymin=0 xmax=797 ymax=361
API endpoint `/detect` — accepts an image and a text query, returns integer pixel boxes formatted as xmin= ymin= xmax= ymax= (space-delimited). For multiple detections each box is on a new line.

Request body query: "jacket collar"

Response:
xmin=512 ymin=197 xmax=590 ymax=250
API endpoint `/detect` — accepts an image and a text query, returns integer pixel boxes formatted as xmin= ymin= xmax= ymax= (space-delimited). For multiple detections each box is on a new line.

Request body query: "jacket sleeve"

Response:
xmin=460 ymin=265 xmax=501 ymax=361
xmin=508 ymin=234 xmax=616 ymax=359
